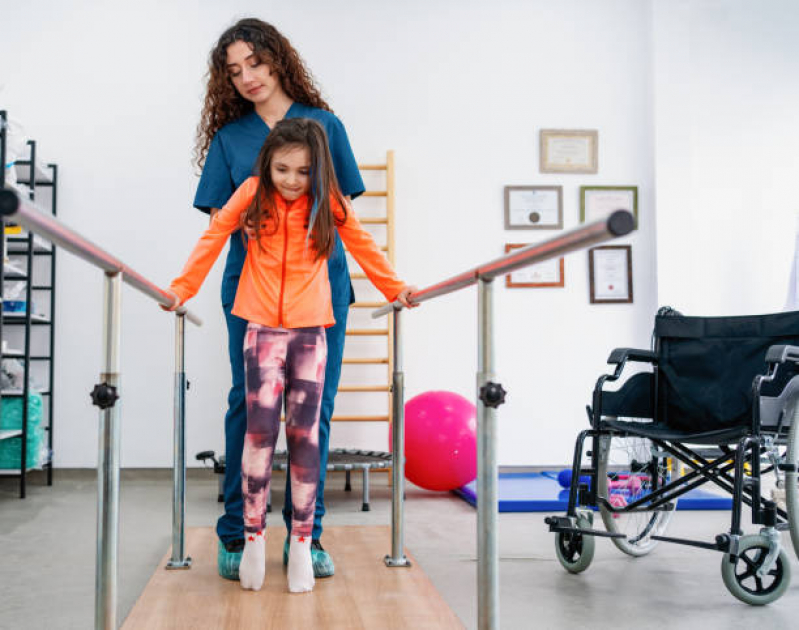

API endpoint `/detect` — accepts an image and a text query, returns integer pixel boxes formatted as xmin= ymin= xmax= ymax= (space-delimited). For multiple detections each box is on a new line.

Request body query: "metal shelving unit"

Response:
xmin=0 ymin=110 xmax=57 ymax=497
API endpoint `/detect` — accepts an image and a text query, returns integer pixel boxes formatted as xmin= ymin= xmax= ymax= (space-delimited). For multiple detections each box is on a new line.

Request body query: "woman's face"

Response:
xmin=270 ymin=145 xmax=311 ymax=201
xmin=225 ymin=40 xmax=280 ymax=104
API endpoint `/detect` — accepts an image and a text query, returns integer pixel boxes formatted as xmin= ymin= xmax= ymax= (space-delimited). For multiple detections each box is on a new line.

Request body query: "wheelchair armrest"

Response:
xmin=765 ymin=345 xmax=799 ymax=366
xmin=607 ymin=348 xmax=657 ymax=366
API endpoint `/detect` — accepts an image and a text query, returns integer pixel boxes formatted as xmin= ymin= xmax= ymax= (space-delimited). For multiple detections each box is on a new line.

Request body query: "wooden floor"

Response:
xmin=123 ymin=526 xmax=463 ymax=629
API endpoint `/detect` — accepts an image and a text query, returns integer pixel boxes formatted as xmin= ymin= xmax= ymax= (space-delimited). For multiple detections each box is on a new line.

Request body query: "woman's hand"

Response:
xmin=396 ymin=286 xmax=419 ymax=309
xmin=160 ymin=290 xmax=181 ymax=312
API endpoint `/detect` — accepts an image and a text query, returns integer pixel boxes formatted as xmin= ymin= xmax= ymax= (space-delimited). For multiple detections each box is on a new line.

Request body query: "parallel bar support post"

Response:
xmin=95 ymin=272 xmax=122 ymax=630
xmin=385 ymin=308 xmax=410 ymax=567
xmin=476 ymin=278 xmax=499 ymax=630
xmin=167 ymin=313 xmax=192 ymax=569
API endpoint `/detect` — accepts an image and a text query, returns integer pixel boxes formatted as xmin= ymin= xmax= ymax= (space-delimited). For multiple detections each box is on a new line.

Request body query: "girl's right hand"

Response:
xmin=397 ymin=286 xmax=419 ymax=309
xmin=160 ymin=290 xmax=181 ymax=312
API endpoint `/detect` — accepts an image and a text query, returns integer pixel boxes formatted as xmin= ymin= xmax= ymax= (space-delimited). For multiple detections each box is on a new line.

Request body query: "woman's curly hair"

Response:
xmin=194 ymin=18 xmax=331 ymax=170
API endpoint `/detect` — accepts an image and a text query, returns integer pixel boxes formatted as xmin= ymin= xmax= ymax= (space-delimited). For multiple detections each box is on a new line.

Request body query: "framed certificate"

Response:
xmin=581 ymin=186 xmax=638 ymax=225
xmin=504 ymin=244 xmax=565 ymax=288
xmin=589 ymin=245 xmax=633 ymax=303
xmin=540 ymin=129 xmax=598 ymax=174
xmin=504 ymin=186 xmax=563 ymax=230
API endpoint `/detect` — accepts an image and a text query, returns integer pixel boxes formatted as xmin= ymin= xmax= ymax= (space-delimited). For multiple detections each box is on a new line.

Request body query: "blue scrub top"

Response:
xmin=193 ymin=103 xmax=365 ymax=307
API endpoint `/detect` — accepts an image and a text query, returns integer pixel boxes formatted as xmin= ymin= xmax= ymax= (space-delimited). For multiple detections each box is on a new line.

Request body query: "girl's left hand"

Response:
xmin=160 ymin=290 xmax=181 ymax=312
xmin=397 ymin=286 xmax=419 ymax=309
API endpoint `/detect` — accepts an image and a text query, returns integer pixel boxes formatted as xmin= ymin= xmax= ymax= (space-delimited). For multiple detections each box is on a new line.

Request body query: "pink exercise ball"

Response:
xmin=390 ymin=390 xmax=477 ymax=491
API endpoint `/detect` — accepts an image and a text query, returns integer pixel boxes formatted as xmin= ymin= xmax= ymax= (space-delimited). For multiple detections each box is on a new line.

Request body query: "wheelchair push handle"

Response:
xmin=765 ymin=344 xmax=799 ymax=366
xmin=607 ymin=348 xmax=657 ymax=366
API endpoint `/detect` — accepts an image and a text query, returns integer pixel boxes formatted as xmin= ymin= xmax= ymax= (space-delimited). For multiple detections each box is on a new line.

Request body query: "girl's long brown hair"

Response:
xmin=243 ymin=118 xmax=347 ymax=260
xmin=194 ymin=18 xmax=331 ymax=170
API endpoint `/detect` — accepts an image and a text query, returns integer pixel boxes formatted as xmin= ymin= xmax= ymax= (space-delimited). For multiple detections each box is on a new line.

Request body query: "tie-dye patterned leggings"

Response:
xmin=242 ymin=323 xmax=327 ymax=537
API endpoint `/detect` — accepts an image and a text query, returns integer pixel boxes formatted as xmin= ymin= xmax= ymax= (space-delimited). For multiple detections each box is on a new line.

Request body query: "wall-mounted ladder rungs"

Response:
xmin=359 ymin=164 xmax=387 ymax=171
xmin=342 ymin=357 xmax=389 ymax=365
xmin=360 ymin=218 xmax=388 ymax=224
xmin=282 ymin=414 xmax=389 ymax=422
xmin=331 ymin=415 xmax=390 ymax=422
xmin=361 ymin=191 xmax=387 ymax=197
xmin=351 ymin=302 xmax=386 ymax=309
xmin=346 ymin=329 xmax=388 ymax=336
xmin=351 ymin=273 xmax=367 ymax=280
xmin=338 ymin=385 xmax=390 ymax=393
xmin=345 ymin=245 xmax=388 ymax=253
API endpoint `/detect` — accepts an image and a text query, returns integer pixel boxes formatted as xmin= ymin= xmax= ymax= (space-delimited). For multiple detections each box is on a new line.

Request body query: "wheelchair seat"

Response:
xmin=600 ymin=419 xmax=749 ymax=445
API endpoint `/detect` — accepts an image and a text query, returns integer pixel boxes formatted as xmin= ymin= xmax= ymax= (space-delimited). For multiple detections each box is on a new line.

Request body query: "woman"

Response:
xmin=194 ymin=17 xmax=364 ymax=581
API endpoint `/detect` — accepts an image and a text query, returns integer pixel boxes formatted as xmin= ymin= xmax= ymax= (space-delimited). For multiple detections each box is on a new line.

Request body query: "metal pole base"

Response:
xmin=384 ymin=555 xmax=412 ymax=568
xmin=165 ymin=557 xmax=193 ymax=570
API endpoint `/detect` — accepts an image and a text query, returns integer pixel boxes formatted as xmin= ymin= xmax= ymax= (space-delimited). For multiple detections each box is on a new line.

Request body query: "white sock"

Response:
xmin=287 ymin=534 xmax=314 ymax=593
xmin=239 ymin=531 xmax=265 ymax=591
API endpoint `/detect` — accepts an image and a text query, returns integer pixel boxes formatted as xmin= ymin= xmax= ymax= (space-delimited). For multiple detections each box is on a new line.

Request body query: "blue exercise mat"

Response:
xmin=453 ymin=471 xmax=732 ymax=512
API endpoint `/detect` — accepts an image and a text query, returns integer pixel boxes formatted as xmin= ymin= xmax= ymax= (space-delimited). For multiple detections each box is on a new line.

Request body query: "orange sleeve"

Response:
xmin=334 ymin=197 xmax=406 ymax=301
xmin=170 ymin=177 xmax=259 ymax=304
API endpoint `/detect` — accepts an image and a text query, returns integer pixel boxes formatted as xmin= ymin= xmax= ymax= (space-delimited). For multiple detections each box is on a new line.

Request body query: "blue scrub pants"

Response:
xmin=216 ymin=300 xmax=348 ymax=544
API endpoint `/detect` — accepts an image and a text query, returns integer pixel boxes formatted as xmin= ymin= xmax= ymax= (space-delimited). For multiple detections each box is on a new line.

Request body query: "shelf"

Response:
xmin=4 ymin=181 xmax=33 ymax=200
xmin=2 ymin=262 xmax=28 ymax=279
xmin=2 ymin=313 xmax=51 ymax=324
xmin=1 ymin=390 xmax=51 ymax=397
xmin=0 ymin=465 xmax=47 ymax=476
xmin=14 ymin=159 xmax=53 ymax=185
xmin=1 ymin=114 xmax=58 ymax=497
xmin=7 ymin=233 xmax=53 ymax=253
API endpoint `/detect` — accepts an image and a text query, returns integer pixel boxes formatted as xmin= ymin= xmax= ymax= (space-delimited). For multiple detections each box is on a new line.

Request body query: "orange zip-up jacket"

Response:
xmin=170 ymin=176 xmax=406 ymax=328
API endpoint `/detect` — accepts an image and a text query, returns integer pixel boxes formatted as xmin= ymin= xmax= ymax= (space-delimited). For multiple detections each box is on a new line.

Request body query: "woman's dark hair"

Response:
xmin=243 ymin=118 xmax=346 ymax=260
xmin=194 ymin=18 xmax=331 ymax=169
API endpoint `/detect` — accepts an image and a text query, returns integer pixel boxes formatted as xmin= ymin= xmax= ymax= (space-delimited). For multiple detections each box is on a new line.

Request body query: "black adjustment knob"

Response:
xmin=90 ymin=383 xmax=119 ymax=410
xmin=0 ymin=189 xmax=20 ymax=216
xmin=479 ymin=382 xmax=507 ymax=408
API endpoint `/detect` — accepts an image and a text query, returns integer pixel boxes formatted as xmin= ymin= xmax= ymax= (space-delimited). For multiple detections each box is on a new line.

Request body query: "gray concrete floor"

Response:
xmin=2 ymin=469 xmax=799 ymax=629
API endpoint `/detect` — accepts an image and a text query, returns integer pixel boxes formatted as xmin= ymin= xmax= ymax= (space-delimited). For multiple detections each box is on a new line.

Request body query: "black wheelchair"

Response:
xmin=546 ymin=308 xmax=799 ymax=605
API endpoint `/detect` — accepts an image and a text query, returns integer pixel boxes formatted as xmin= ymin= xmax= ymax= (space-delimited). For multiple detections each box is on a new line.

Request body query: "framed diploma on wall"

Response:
xmin=588 ymin=245 xmax=633 ymax=303
xmin=581 ymin=186 xmax=638 ymax=226
xmin=504 ymin=186 xmax=563 ymax=230
xmin=539 ymin=129 xmax=598 ymax=174
xmin=504 ymin=244 xmax=565 ymax=288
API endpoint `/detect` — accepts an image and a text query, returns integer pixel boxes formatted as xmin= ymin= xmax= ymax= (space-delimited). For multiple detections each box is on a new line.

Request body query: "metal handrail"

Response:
xmin=0 ymin=188 xmax=198 ymax=629
xmin=0 ymin=190 xmax=201 ymax=325
xmin=374 ymin=210 xmax=635 ymax=317
xmin=375 ymin=210 xmax=635 ymax=630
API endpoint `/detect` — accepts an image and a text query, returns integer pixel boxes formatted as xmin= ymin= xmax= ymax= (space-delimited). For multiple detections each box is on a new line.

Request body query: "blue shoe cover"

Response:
xmin=217 ymin=539 xmax=242 ymax=581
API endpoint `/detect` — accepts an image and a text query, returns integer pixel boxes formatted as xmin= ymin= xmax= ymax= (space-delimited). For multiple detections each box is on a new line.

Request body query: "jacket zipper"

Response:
xmin=277 ymin=204 xmax=289 ymax=326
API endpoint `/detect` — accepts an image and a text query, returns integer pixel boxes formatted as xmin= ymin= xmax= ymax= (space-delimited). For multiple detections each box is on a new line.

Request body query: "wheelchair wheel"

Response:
xmin=554 ymin=514 xmax=595 ymax=574
xmin=785 ymin=400 xmax=799 ymax=561
xmin=597 ymin=434 xmax=677 ymax=557
xmin=720 ymin=535 xmax=791 ymax=605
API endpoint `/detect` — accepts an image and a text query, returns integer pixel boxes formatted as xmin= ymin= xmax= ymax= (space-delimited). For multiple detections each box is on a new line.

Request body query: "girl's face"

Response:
xmin=225 ymin=40 xmax=280 ymax=104
xmin=270 ymin=145 xmax=311 ymax=201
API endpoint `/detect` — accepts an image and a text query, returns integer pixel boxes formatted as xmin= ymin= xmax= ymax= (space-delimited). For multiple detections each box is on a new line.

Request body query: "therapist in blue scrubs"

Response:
xmin=193 ymin=17 xmax=364 ymax=580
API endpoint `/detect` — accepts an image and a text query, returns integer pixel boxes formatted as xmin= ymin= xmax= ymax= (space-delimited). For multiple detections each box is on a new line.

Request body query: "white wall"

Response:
xmin=653 ymin=0 xmax=799 ymax=315
xmin=2 ymin=0 xmax=659 ymax=468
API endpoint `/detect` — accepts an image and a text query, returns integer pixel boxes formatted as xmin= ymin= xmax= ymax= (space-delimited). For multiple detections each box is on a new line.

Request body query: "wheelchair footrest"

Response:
xmin=544 ymin=515 xmax=626 ymax=540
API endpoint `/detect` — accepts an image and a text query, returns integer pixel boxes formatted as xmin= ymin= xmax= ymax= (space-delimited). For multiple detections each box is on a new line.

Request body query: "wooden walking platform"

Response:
xmin=123 ymin=526 xmax=463 ymax=629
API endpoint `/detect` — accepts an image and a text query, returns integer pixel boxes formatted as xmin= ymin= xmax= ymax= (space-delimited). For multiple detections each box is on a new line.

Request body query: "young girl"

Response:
xmin=167 ymin=118 xmax=415 ymax=593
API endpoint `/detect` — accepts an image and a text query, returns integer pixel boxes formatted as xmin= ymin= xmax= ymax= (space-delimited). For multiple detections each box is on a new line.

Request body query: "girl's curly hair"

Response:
xmin=194 ymin=18 xmax=331 ymax=170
